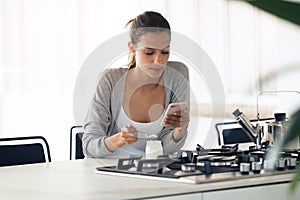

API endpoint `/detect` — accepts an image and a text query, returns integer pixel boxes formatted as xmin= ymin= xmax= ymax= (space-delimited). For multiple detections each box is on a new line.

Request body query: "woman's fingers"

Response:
xmin=164 ymin=110 xmax=190 ymax=128
xmin=122 ymin=124 xmax=137 ymax=135
xmin=121 ymin=124 xmax=138 ymax=144
xmin=125 ymin=137 xmax=138 ymax=144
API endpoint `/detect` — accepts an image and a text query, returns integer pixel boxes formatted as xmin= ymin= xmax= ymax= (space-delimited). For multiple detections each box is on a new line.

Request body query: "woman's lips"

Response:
xmin=149 ymin=67 xmax=163 ymax=72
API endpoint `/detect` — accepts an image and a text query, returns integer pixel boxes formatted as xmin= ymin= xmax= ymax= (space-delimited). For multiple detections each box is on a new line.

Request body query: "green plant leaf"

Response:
xmin=247 ymin=0 xmax=300 ymax=26
xmin=282 ymin=109 xmax=300 ymax=146
xmin=281 ymin=108 xmax=300 ymax=193
xmin=290 ymin=164 xmax=300 ymax=193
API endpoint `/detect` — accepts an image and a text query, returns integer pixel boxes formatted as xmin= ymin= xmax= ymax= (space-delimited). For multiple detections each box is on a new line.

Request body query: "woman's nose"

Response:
xmin=153 ymin=54 xmax=164 ymax=65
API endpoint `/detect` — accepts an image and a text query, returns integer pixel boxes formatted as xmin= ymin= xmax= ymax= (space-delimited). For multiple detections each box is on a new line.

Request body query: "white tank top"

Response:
xmin=115 ymin=106 xmax=164 ymax=155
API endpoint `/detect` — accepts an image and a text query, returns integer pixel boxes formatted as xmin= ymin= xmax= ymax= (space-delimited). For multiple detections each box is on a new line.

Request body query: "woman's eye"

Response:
xmin=145 ymin=51 xmax=154 ymax=55
xmin=161 ymin=51 xmax=169 ymax=55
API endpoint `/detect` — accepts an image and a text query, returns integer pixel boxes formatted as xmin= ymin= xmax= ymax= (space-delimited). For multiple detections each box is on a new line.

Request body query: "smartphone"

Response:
xmin=162 ymin=102 xmax=188 ymax=125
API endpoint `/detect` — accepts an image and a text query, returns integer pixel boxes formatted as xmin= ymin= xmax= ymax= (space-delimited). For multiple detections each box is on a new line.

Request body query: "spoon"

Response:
xmin=137 ymin=131 xmax=158 ymax=140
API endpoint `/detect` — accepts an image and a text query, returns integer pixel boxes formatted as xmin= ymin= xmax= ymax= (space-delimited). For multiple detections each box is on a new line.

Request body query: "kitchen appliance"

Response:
xmin=95 ymin=144 xmax=299 ymax=184
xmin=232 ymin=108 xmax=261 ymax=147
xmin=267 ymin=113 xmax=288 ymax=147
xmin=256 ymin=90 xmax=300 ymax=150
xmin=233 ymin=108 xmax=300 ymax=151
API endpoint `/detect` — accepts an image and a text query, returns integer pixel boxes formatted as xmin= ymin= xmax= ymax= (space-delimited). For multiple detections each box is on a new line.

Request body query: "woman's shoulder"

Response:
xmin=166 ymin=61 xmax=189 ymax=79
xmin=103 ymin=67 xmax=128 ymax=75
xmin=96 ymin=67 xmax=128 ymax=89
xmin=101 ymin=67 xmax=128 ymax=80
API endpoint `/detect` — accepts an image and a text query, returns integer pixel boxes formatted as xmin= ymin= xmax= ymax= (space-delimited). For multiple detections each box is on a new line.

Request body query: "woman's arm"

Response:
xmin=104 ymin=124 xmax=138 ymax=152
xmin=160 ymin=61 xmax=190 ymax=154
xmin=82 ymin=70 xmax=115 ymax=157
xmin=82 ymin=68 xmax=140 ymax=158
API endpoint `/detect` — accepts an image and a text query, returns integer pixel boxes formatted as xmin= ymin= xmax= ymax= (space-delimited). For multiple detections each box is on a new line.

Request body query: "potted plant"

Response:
xmin=246 ymin=0 xmax=300 ymax=192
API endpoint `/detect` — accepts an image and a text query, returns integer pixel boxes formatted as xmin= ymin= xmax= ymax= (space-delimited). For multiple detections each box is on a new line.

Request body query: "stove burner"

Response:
xmin=196 ymin=144 xmax=239 ymax=156
xmin=95 ymin=144 xmax=299 ymax=182
xmin=208 ymin=156 xmax=223 ymax=161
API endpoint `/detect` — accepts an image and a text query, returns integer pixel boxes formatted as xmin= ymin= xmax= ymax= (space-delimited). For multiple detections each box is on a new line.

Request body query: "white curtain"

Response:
xmin=1 ymin=0 xmax=300 ymax=160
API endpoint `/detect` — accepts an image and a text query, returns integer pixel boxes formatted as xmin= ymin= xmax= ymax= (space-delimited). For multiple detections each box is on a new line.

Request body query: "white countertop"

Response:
xmin=0 ymin=158 xmax=299 ymax=200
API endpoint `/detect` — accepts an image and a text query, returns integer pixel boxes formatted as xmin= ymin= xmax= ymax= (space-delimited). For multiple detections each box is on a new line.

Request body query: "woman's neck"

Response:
xmin=127 ymin=67 xmax=163 ymax=90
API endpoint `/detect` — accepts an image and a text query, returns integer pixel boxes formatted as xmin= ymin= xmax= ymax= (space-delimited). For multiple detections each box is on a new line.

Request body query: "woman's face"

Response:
xmin=130 ymin=32 xmax=170 ymax=79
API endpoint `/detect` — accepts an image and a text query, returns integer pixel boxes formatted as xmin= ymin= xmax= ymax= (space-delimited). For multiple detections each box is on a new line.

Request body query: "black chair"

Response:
xmin=70 ymin=126 xmax=84 ymax=160
xmin=0 ymin=136 xmax=51 ymax=167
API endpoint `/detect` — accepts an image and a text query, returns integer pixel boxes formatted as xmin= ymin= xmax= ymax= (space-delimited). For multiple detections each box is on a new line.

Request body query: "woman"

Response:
xmin=82 ymin=11 xmax=190 ymax=157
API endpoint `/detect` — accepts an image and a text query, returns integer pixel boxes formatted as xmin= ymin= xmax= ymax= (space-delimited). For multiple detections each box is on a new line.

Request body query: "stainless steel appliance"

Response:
xmin=233 ymin=108 xmax=300 ymax=150
xmin=95 ymin=144 xmax=299 ymax=184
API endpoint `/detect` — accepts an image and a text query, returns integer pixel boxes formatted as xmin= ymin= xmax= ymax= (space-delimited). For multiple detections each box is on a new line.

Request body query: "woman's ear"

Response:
xmin=128 ymin=42 xmax=135 ymax=55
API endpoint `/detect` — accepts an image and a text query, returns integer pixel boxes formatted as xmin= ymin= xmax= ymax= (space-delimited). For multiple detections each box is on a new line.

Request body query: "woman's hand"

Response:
xmin=104 ymin=124 xmax=138 ymax=152
xmin=120 ymin=124 xmax=138 ymax=144
xmin=163 ymin=108 xmax=190 ymax=141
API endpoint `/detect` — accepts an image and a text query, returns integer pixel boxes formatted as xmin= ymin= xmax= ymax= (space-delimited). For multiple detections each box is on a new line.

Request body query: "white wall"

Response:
xmin=1 ymin=0 xmax=300 ymax=161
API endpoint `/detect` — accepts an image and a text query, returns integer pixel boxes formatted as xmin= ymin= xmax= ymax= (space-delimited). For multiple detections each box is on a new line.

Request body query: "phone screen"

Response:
xmin=162 ymin=102 xmax=187 ymax=125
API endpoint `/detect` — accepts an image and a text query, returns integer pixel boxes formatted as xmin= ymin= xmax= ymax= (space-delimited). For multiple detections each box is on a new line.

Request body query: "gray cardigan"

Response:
xmin=82 ymin=61 xmax=190 ymax=158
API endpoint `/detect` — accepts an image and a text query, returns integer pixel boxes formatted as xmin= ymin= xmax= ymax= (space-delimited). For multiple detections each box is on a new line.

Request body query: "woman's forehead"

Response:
xmin=136 ymin=32 xmax=170 ymax=49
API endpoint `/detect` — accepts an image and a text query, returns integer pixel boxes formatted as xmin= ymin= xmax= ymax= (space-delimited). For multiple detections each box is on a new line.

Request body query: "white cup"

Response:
xmin=145 ymin=140 xmax=163 ymax=159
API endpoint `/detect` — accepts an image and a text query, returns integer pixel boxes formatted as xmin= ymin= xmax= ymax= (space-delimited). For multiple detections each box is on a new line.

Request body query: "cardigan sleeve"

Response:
xmin=159 ymin=61 xmax=190 ymax=154
xmin=82 ymin=69 xmax=117 ymax=158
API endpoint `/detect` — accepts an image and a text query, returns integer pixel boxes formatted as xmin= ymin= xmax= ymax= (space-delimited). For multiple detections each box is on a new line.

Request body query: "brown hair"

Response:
xmin=125 ymin=11 xmax=171 ymax=68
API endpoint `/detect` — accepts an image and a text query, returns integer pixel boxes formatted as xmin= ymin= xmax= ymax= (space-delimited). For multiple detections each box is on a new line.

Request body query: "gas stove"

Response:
xmin=95 ymin=144 xmax=299 ymax=184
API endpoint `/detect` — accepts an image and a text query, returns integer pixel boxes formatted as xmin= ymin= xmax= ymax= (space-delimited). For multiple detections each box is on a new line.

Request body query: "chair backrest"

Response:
xmin=70 ymin=126 xmax=84 ymax=160
xmin=221 ymin=127 xmax=253 ymax=144
xmin=0 ymin=136 xmax=51 ymax=167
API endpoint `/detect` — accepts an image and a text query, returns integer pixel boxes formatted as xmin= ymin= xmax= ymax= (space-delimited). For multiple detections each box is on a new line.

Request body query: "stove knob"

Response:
xmin=263 ymin=160 xmax=275 ymax=172
xmin=286 ymin=157 xmax=297 ymax=169
xmin=251 ymin=161 xmax=262 ymax=173
xmin=240 ymin=163 xmax=250 ymax=174
xmin=275 ymin=158 xmax=286 ymax=170
xmin=181 ymin=163 xmax=196 ymax=172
